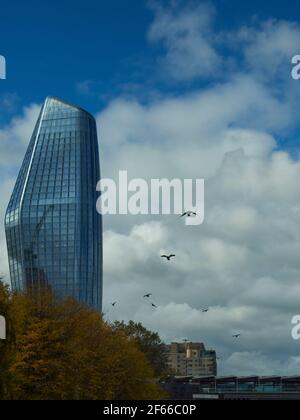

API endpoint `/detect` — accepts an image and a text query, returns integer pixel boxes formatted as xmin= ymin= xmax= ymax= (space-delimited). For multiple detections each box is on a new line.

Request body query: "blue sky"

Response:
xmin=2 ymin=0 xmax=300 ymax=375
xmin=1 ymin=0 xmax=300 ymax=117
xmin=0 ymin=0 xmax=149 ymax=114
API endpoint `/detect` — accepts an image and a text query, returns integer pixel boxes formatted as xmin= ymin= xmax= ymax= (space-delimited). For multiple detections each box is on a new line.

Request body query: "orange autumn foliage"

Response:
xmin=0 ymin=282 xmax=166 ymax=400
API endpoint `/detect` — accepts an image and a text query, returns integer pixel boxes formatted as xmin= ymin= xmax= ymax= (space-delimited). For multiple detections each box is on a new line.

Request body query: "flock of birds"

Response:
xmin=107 ymin=210 xmax=242 ymax=341
xmin=0 ymin=208 xmax=242 ymax=341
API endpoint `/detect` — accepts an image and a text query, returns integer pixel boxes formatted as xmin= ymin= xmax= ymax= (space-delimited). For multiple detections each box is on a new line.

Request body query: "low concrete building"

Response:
xmin=162 ymin=375 xmax=300 ymax=400
xmin=166 ymin=342 xmax=217 ymax=377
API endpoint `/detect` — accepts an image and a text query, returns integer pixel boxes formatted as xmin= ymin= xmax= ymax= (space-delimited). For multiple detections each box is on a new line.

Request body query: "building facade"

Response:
xmin=166 ymin=342 xmax=217 ymax=377
xmin=5 ymin=97 xmax=102 ymax=311
xmin=162 ymin=376 xmax=300 ymax=400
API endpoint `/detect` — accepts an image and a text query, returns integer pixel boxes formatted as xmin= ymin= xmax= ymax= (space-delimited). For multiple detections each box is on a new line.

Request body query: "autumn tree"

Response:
xmin=112 ymin=321 xmax=168 ymax=377
xmin=0 ymin=282 xmax=14 ymax=399
xmin=0 ymin=283 xmax=166 ymax=400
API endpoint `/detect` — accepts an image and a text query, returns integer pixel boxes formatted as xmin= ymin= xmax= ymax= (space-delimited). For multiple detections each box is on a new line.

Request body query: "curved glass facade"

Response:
xmin=5 ymin=97 xmax=102 ymax=312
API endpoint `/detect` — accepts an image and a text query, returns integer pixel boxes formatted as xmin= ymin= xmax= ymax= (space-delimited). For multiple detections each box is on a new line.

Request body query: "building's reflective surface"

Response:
xmin=5 ymin=97 xmax=102 ymax=311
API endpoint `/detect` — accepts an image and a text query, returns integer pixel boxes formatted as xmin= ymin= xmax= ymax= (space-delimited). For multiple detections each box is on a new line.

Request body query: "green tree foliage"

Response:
xmin=0 ymin=282 xmax=166 ymax=400
xmin=112 ymin=321 xmax=168 ymax=377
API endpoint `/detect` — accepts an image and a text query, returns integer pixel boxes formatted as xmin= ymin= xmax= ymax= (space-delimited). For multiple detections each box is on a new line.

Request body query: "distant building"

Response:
xmin=166 ymin=342 xmax=217 ymax=377
xmin=162 ymin=375 xmax=300 ymax=400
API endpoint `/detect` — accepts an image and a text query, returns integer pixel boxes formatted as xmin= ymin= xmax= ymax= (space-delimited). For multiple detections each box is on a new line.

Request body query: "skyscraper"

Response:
xmin=5 ymin=97 xmax=102 ymax=311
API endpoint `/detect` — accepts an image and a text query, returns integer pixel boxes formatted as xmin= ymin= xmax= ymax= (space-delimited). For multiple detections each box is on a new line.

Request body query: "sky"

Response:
xmin=1 ymin=0 xmax=300 ymax=376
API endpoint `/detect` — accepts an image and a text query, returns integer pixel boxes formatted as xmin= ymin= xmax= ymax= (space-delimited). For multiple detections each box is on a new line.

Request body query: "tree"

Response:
xmin=112 ymin=321 xmax=168 ymax=377
xmin=0 ymin=283 xmax=167 ymax=400
xmin=0 ymin=282 xmax=14 ymax=399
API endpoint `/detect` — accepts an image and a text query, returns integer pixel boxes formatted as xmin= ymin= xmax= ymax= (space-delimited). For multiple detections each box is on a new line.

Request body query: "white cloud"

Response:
xmin=148 ymin=1 xmax=221 ymax=81
xmin=0 ymin=103 xmax=40 ymax=167
xmin=239 ymin=19 xmax=300 ymax=78
xmin=104 ymin=221 xmax=169 ymax=275
xmin=0 ymin=104 xmax=40 ymax=278
xmin=225 ymin=352 xmax=300 ymax=376
xmin=97 ymin=46 xmax=300 ymax=375
xmin=0 ymin=179 xmax=15 ymax=276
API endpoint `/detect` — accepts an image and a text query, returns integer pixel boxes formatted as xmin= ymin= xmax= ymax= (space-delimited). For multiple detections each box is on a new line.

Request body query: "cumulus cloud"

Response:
xmin=0 ymin=103 xmax=40 ymax=167
xmin=104 ymin=222 xmax=169 ymax=275
xmin=148 ymin=1 xmax=221 ymax=81
xmin=0 ymin=103 xmax=40 ymax=277
xmin=98 ymin=90 xmax=300 ymax=373
xmin=97 ymin=5 xmax=300 ymax=373
xmin=226 ymin=352 xmax=300 ymax=376
xmin=0 ymin=179 xmax=15 ymax=276
xmin=239 ymin=19 xmax=300 ymax=79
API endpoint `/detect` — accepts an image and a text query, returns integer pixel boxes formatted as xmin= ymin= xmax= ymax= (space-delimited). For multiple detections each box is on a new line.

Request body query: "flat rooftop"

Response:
xmin=168 ymin=376 xmax=300 ymax=385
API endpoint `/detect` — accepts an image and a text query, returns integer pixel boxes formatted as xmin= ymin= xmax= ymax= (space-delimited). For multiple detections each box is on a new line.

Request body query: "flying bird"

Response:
xmin=233 ymin=334 xmax=241 ymax=339
xmin=180 ymin=211 xmax=197 ymax=218
xmin=111 ymin=302 xmax=117 ymax=307
xmin=151 ymin=303 xmax=158 ymax=308
xmin=161 ymin=254 xmax=176 ymax=261
xmin=202 ymin=309 xmax=209 ymax=313
xmin=143 ymin=293 xmax=152 ymax=298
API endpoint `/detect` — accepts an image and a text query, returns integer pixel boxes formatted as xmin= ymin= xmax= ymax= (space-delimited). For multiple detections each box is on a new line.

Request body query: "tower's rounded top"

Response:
xmin=45 ymin=96 xmax=95 ymax=119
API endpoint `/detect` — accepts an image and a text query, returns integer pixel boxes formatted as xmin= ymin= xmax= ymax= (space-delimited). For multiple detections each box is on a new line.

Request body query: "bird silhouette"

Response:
xmin=143 ymin=293 xmax=152 ymax=298
xmin=111 ymin=302 xmax=117 ymax=307
xmin=233 ymin=334 xmax=241 ymax=339
xmin=151 ymin=303 xmax=158 ymax=308
xmin=180 ymin=211 xmax=197 ymax=218
xmin=161 ymin=254 xmax=176 ymax=261
xmin=202 ymin=309 xmax=209 ymax=313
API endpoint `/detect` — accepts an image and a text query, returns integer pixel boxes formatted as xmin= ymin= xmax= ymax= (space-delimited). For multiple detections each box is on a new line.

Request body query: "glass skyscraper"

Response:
xmin=5 ymin=97 xmax=102 ymax=311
